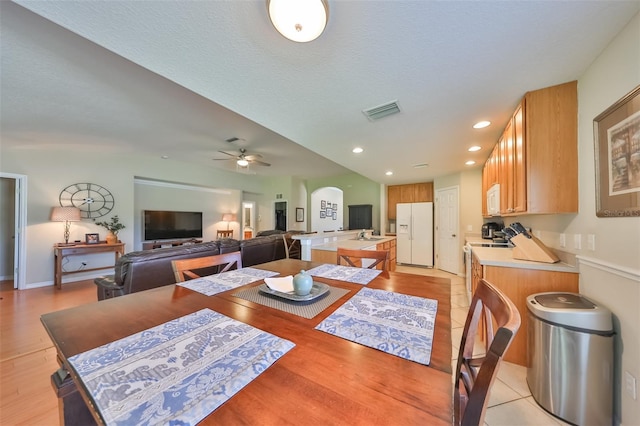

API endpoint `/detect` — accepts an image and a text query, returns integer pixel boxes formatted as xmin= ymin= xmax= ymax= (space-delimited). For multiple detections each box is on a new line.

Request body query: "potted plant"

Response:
xmin=95 ymin=215 xmax=125 ymax=244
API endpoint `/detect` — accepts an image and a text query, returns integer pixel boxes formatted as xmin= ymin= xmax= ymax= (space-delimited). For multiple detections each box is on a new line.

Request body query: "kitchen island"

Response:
xmin=292 ymin=231 xmax=397 ymax=271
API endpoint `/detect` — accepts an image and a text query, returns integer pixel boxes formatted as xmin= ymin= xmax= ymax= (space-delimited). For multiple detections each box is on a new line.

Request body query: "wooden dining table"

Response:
xmin=41 ymin=259 xmax=453 ymax=425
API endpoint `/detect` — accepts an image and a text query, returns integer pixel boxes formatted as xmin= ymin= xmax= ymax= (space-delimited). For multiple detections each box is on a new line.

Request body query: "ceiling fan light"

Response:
xmin=237 ymin=159 xmax=249 ymax=167
xmin=268 ymin=0 xmax=328 ymax=43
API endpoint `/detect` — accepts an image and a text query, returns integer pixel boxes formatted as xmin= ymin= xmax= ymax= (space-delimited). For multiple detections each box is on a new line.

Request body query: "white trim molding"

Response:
xmin=577 ymin=255 xmax=640 ymax=282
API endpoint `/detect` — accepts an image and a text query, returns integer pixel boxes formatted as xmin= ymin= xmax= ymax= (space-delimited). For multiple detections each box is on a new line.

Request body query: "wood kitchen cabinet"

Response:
xmin=377 ymin=238 xmax=397 ymax=271
xmin=482 ymin=80 xmax=577 ymax=217
xmin=471 ymin=253 xmax=579 ymax=366
xmin=387 ymin=182 xmax=433 ymax=220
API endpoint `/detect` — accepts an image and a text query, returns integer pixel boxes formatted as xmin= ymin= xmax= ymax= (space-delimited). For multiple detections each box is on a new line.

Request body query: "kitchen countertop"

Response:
xmin=471 ymin=246 xmax=578 ymax=273
xmin=312 ymin=236 xmax=396 ymax=252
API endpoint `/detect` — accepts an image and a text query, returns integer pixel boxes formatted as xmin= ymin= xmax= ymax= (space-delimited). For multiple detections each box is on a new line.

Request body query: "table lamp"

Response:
xmin=51 ymin=206 xmax=81 ymax=246
xmin=222 ymin=213 xmax=236 ymax=230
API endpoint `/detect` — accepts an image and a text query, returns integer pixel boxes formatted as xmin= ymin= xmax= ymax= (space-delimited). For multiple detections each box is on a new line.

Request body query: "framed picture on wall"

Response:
xmin=332 ymin=212 xmax=337 ymax=220
xmin=326 ymin=208 xmax=332 ymax=216
xmin=594 ymin=85 xmax=640 ymax=217
xmin=320 ymin=211 xmax=326 ymax=219
xmin=332 ymin=203 xmax=338 ymax=210
xmin=85 ymin=233 xmax=99 ymax=244
xmin=296 ymin=208 xmax=304 ymax=222
xmin=321 ymin=200 xmax=326 ymax=209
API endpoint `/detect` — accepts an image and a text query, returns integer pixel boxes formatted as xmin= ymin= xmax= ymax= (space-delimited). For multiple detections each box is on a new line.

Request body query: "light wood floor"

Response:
xmin=0 ymin=279 xmax=97 ymax=425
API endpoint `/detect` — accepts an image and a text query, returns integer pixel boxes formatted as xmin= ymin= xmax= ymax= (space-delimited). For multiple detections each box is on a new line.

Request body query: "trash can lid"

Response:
xmin=526 ymin=292 xmax=613 ymax=332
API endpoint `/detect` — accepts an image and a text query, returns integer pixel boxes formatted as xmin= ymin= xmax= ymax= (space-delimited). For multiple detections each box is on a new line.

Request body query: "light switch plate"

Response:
xmin=625 ymin=371 xmax=637 ymax=400
xmin=574 ymin=234 xmax=582 ymax=250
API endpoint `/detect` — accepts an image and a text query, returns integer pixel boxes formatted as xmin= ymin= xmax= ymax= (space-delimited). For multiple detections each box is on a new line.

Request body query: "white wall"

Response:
xmin=0 ymin=148 xmax=264 ymax=287
xmin=310 ymin=187 xmax=344 ymax=232
xmin=512 ymin=13 xmax=640 ymax=424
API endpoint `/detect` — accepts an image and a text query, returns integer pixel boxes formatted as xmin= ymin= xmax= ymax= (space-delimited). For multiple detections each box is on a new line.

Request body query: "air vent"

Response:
xmin=362 ymin=100 xmax=401 ymax=121
xmin=413 ymin=163 xmax=429 ymax=168
xmin=225 ymin=137 xmax=241 ymax=143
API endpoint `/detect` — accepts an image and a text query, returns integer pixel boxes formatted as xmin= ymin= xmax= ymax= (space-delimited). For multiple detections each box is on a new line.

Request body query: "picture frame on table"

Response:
xmin=85 ymin=233 xmax=99 ymax=244
xmin=296 ymin=207 xmax=304 ymax=222
xmin=593 ymin=85 xmax=640 ymax=217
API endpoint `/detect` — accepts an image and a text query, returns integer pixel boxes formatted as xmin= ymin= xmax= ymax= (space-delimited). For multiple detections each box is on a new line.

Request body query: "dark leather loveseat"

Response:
xmin=95 ymin=232 xmax=298 ymax=300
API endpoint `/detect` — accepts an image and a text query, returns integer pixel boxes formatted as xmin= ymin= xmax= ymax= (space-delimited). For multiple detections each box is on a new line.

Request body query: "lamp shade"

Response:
xmin=222 ymin=213 xmax=237 ymax=222
xmin=51 ymin=206 xmax=81 ymax=222
xmin=268 ymin=0 xmax=328 ymax=43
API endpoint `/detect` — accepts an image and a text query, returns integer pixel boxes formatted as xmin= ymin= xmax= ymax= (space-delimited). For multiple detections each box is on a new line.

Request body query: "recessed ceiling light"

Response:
xmin=385 ymin=171 xmax=393 ymax=176
xmin=465 ymin=160 xmax=476 ymax=166
xmin=473 ymin=121 xmax=491 ymax=129
xmin=468 ymin=146 xmax=481 ymax=152
xmin=352 ymin=147 xmax=364 ymax=154
xmin=161 ymin=155 xmax=169 ymax=159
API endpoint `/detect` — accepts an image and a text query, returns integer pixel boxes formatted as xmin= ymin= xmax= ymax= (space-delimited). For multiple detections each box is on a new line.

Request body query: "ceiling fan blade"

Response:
xmin=217 ymin=150 xmax=238 ymax=158
xmin=250 ymin=159 xmax=271 ymax=167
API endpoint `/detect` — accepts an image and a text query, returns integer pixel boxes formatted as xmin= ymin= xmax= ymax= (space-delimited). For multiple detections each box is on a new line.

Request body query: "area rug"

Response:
xmin=315 ymin=287 xmax=438 ymax=365
xmin=177 ymin=267 xmax=279 ymax=296
xmin=67 ymin=308 xmax=294 ymax=426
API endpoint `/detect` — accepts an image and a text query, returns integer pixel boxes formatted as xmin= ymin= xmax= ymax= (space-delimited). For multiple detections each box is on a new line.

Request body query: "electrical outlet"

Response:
xmin=574 ymin=234 xmax=582 ymax=250
xmin=559 ymin=234 xmax=566 ymax=248
xmin=587 ymin=234 xmax=596 ymax=251
xmin=625 ymin=371 xmax=637 ymax=400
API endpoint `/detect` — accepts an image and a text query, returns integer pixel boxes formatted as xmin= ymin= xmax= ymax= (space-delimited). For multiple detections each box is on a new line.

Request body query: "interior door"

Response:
xmin=436 ymin=186 xmax=459 ymax=274
xmin=274 ymin=201 xmax=287 ymax=231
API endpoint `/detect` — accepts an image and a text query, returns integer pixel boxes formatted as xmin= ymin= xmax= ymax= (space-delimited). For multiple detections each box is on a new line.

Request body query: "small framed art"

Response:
xmin=85 ymin=233 xmax=99 ymax=244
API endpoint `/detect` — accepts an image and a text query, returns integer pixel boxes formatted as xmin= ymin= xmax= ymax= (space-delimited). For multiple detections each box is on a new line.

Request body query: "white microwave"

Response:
xmin=487 ymin=184 xmax=501 ymax=216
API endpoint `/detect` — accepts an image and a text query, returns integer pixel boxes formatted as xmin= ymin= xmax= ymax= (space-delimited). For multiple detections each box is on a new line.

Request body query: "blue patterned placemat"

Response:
xmin=177 ymin=267 xmax=279 ymax=296
xmin=68 ymin=308 xmax=294 ymax=426
xmin=305 ymin=264 xmax=381 ymax=285
xmin=315 ymin=288 xmax=438 ymax=365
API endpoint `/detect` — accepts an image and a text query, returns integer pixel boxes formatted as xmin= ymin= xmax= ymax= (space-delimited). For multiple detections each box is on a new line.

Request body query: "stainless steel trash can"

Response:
xmin=526 ymin=292 xmax=614 ymax=426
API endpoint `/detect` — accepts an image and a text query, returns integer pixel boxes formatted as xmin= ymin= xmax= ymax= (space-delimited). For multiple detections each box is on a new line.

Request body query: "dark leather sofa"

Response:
xmin=95 ymin=233 xmax=297 ymax=300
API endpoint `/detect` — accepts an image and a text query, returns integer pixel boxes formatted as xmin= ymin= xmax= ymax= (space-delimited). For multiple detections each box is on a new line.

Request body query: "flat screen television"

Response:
xmin=143 ymin=210 xmax=203 ymax=241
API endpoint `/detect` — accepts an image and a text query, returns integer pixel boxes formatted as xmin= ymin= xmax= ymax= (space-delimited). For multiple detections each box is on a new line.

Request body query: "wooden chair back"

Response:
xmin=282 ymin=234 xmax=301 ymax=259
xmin=171 ymin=251 xmax=243 ymax=282
xmin=454 ymin=279 xmax=521 ymax=426
xmin=336 ymin=248 xmax=390 ymax=278
xmin=217 ymin=230 xmax=234 ymax=239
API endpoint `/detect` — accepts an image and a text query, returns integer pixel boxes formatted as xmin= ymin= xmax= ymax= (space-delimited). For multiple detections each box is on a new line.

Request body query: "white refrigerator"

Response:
xmin=396 ymin=202 xmax=433 ymax=266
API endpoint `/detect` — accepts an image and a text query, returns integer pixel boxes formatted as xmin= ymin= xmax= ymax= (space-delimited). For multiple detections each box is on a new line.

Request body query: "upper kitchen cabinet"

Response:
xmin=387 ymin=182 xmax=433 ymax=220
xmin=483 ymin=80 xmax=577 ymax=216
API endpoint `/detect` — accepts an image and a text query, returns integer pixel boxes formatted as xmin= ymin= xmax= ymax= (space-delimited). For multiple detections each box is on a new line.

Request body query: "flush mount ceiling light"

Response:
xmin=468 ymin=146 xmax=481 ymax=152
xmin=473 ymin=121 xmax=491 ymax=129
xmin=465 ymin=160 xmax=476 ymax=165
xmin=352 ymin=147 xmax=364 ymax=154
xmin=385 ymin=171 xmax=393 ymax=176
xmin=267 ymin=0 xmax=329 ymax=43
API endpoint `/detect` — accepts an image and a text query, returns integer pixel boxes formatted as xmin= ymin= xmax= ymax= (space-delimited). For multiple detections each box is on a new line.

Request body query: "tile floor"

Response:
xmin=396 ymin=265 xmax=570 ymax=426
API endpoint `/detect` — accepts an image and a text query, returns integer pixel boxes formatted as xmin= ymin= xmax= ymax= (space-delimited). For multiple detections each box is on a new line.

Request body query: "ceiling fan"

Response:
xmin=214 ymin=148 xmax=271 ymax=167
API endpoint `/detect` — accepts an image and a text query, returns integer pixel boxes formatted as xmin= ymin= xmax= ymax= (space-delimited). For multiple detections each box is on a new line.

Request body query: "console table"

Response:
xmin=53 ymin=243 xmax=125 ymax=289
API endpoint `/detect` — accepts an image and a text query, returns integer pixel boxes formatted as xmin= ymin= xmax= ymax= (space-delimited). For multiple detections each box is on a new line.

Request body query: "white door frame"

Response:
xmin=1 ymin=172 xmax=27 ymax=290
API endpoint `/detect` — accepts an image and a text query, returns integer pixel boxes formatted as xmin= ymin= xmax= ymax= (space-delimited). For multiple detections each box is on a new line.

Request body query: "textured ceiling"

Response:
xmin=3 ymin=0 xmax=639 ymax=183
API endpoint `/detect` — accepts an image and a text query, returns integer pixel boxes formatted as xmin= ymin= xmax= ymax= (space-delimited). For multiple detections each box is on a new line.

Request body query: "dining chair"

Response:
xmin=454 ymin=278 xmax=521 ymax=426
xmin=171 ymin=251 xmax=243 ymax=282
xmin=336 ymin=248 xmax=390 ymax=278
xmin=282 ymin=234 xmax=301 ymax=259
xmin=217 ymin=229 xmax=234 ymax=239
